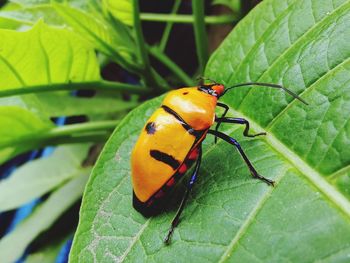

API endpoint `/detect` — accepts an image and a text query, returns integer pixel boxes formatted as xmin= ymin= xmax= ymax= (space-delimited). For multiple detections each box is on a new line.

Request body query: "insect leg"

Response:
xmin=207 ymin=130 xmax=274 ymax=186
xmin=215 ymin=117 xmax=266 ymax=138
xmin=214 ymin=102 xmax=230 ymax=143
xmin=164 ymin=146 xmax=202 ymax=245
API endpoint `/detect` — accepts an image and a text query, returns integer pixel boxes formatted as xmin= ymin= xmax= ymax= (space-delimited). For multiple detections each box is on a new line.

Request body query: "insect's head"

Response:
xmin=197 ymin=77 xmax=308 ymax=105
xmin=198 ymin=83 xmax=225 ymax=97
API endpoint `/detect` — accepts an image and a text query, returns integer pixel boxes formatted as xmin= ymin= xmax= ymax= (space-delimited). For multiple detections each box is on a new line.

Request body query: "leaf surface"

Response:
xmin=70 ymin=0 xmax=350 ymax=262
xmin=53 ymin=3 xmax=139 ymax=72
xmin=0 ymin=173 xmax=89 ymax=263
xmin=0 ymin=144 xmax=90 ymax=212
xmin=102 ymin=0 xmax=133 ymax=26
xmin=0 ymin=21 xmax=100 ymax=163
xmin=0 ymin=106 xmax=53 ymax=164
xmin=0 ymin=93 xmax=137 ymax=119
xmin=0 ymin=21 xmax=100 ymax=92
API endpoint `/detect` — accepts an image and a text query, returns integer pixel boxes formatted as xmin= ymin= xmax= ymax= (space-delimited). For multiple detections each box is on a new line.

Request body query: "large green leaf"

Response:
xmin=0 ymin=21 xmax=101 ymax=163
xmin=70 ymin=0 xmax=350 ymax=262
xmin=0 ymin=20 xmax=100 ymax=94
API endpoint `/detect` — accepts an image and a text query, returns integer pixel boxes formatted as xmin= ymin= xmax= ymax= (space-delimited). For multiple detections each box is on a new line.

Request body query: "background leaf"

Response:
xmin=102 ymin=0 xmax=133 ymax=26
xmin=25 ymin=235 xmax=71 ymax=263
xmin=0 ymin=93 xmax=137 ymax=120
xmin=0 ymin=0 xmax=102 ymax=28
xmin=0 ymin=144 xmax=90 ymax=212
xmin=212 ymin=0 xmax=240 ymax=13
xmin=70 ymin=0 xmax=350 ymax=262
xmin=0 ymin=106 xmax=53 ymax=164
xmin=0 ymin=20 xmax=100 ymax=94
xmin=0 ymin=20 xmax=104 ymax=163
xmin=53 ymin=3 xmax=139 ymax=72
xmin=0 ymin=172 xmax=89 ymax=263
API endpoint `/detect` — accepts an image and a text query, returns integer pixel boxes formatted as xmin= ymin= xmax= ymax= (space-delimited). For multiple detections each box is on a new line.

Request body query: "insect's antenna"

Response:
xmin=223 ymin=82 xmax=308 ymax=105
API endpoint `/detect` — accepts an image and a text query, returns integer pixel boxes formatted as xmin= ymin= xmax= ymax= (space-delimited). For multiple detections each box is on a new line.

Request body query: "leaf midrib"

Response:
xmin=228 ymin=108 xmax=350 ymax=219
xmin=218 ymin=166 xmax=288 ymax=262
xmin=218 ymin=107 xmax=350 ymax=261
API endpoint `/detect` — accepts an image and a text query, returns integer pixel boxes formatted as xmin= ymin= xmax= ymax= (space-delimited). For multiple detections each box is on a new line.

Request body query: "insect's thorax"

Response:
xmin=162 ymin=87 xmax=217 ymax=130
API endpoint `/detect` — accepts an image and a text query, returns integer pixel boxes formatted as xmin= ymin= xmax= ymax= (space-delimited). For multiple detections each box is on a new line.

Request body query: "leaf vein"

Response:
xmin=218 ymin=167 xmax=287 ymax=262
xmin=227 ymin=0 xmax=299 ymax=84
xmin=0 ymin=54 xmax=26 ymax=87
xmin=236 ymin=1 xmax=350 ymax=110
xmin=266 ymin=56 xmax=350 ymax=130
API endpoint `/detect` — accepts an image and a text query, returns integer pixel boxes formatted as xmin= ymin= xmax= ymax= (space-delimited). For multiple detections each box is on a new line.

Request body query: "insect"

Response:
xmin=131 ymin=80 xmax=307 ymax=244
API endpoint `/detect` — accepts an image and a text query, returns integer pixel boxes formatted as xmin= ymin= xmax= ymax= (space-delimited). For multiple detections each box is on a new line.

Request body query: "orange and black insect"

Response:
xmin=131 ymin=80 xmax=307 ymax=244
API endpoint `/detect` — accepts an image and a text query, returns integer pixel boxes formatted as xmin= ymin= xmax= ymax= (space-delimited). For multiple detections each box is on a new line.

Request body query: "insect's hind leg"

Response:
xmin=164 ymin=146 xmax=202 ymax=245
xmin=207 ymin=130 xmax=274 ymax=186
xmin=215 ymin=116 xmax=266 ymax=138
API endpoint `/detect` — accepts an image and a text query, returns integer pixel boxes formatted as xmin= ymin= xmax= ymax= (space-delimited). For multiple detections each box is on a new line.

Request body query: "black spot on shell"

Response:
xmin=182 ymin=92 xmax=189 ymax=95
xmin=145 ymin=122 xmax=156 ymax=134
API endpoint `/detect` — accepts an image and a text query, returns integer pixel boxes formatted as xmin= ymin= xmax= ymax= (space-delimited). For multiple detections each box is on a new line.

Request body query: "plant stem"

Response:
xmin=148 ymin=46 xmax=194 ymax=86
xmin=132 ymin=0 xmax=164 ymax=91
xmin=44 ymin=120 xmax=119 ymax=139
xmin=0 ymin=80 xmax=149 ymax=98
xmin=140 ymin=13 xmax=238 ymax=24
xmin=192 ymin=0 xmax=209 ymax=74
xmin=159 ymin=0 xmax=182 ymax=52
xmin=45 ymin=132 xmax=110 ymax=145
xmin=39 ymin=120 xmax=119 ymax=145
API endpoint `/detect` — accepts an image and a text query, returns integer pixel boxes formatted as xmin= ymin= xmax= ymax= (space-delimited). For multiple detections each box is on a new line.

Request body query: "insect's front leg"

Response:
xmin=215 ymin=116 xmax=266 ymax=138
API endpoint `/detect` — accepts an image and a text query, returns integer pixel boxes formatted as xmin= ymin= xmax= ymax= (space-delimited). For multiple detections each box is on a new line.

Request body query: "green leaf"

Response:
xmin=0 ymin=144 xmax=90 ymax=212
xmin=0 ymin=20 xmax=100 ymax=94
xmin=0 ymin=93 xmax=138 ymax=119
xmin=53 ymin=3 xmax=140 ymax=73
xmin=0 ymin=0 xmax=102 ymax=28
xmin=70 ymin=0 xmax=350 ymax=262
xmin=0 ymin=2 xmax=23 ymax=29
xmin=0 ymin=106 xmax=53 ymax=164
xmin=102 ymin=0 xmax=133 ymax=26
xmin=0 ymin=173 xmax=89 ymax=263
xmin=25 ymin=234 xmax=71 ymax=263
xmin=212 ymin=0 xmax=240 ymax=13
xmin=11 ymin=0 xmax=101 ymax=10
xmin=0 ymin=5 xmax=66 ymax=26
xmin=0 ymin=21 xmax=104 ymax=163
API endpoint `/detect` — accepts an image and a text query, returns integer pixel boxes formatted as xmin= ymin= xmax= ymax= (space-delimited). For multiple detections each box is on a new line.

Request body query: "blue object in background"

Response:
xmin=0 ymin=116 xmax=68 ymax=263
xmin=56 ymin=238 xmax=73 ymax=263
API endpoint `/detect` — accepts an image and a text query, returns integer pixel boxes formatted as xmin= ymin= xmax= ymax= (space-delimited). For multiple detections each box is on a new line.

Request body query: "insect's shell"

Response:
xmin=131 ymin=87 xmax=218 ymax=209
